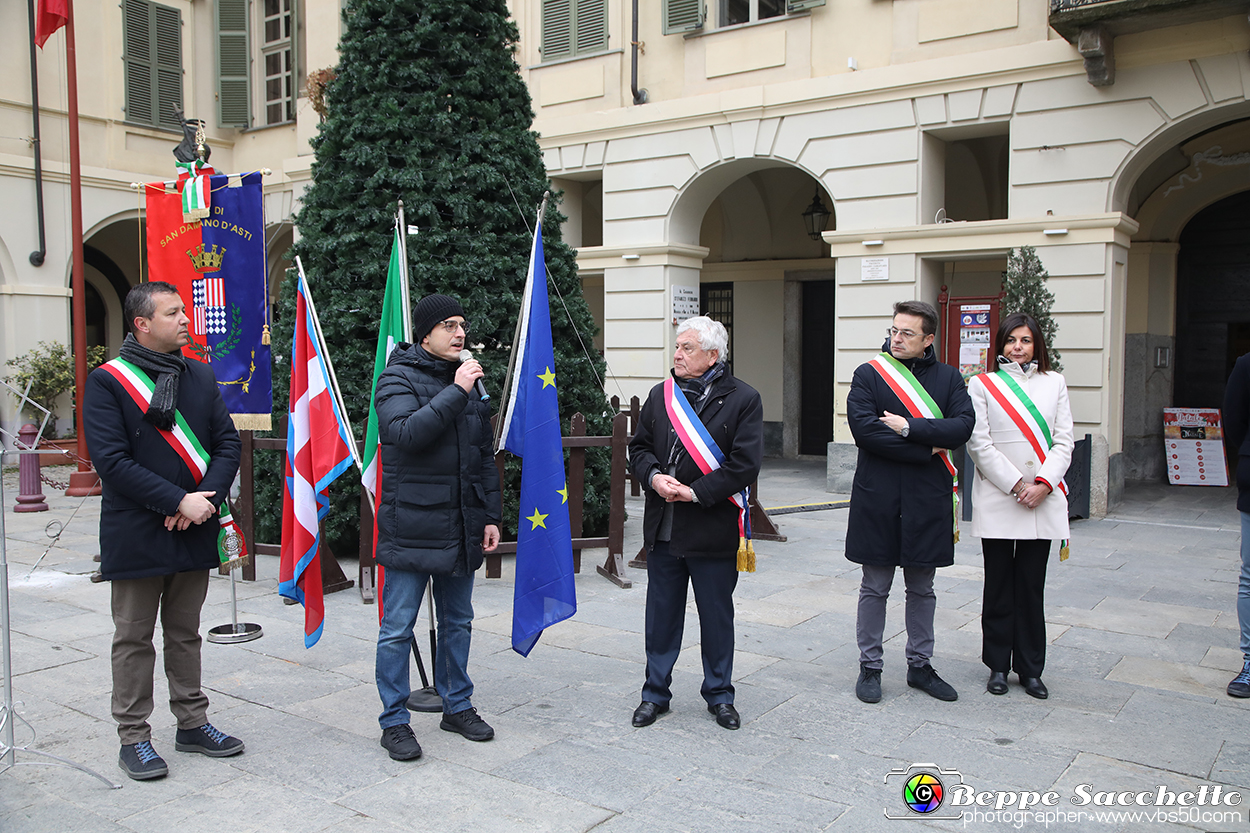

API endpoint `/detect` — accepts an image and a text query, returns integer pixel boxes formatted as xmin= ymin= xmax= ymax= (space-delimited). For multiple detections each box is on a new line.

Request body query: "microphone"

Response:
xmin=458 ymin=350 xmax=490 ymax=401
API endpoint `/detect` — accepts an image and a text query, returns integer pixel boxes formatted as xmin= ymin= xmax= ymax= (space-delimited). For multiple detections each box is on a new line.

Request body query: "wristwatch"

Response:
xmin=900 ymin=424 xmax=910 ymax=438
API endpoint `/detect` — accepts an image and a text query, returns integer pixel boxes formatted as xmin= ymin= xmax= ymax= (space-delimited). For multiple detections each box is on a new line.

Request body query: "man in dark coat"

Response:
xmin=373 ymin=294 xmax=502 ymax=761
xmin=628 ymin=316 xmax=763 ymax=731
xmin=84 ymin=281 xmax=243 ymax=781
xmin=1222 ymin=353 xmax=1250 ymax=698
xmin=845 ymin=300 xmax=974 ymax=704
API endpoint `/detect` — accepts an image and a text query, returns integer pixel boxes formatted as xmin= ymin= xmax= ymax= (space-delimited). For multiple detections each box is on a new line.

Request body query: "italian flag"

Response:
xmin=361 ymin=228 xmax=411 ymax=616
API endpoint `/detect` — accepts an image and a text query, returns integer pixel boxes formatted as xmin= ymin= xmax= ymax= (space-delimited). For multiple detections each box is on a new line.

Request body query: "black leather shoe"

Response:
xmin=1019 ymin=676 xmax=1048 ymax=699
xmin=632 ymin=701 xmax=668 ymax=727
xmin=987 ymin=671 xmax=1009 ymax=695
xmin=856 ymin=664 xmax=882 ymax=703
xmin=707 ymin=703 xmax=740 ymax=730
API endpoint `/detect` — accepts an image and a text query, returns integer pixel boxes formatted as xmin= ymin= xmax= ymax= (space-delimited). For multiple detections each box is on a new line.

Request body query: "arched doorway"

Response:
xmin=1174 ymin=190 xmax=1250 ymax=408
xmin=681 ymin=162 xmax=835 ymax=457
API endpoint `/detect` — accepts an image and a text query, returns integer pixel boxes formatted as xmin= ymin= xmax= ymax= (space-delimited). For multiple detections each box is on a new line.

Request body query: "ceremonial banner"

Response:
xmin=500 ymin=216 xmax=576 ymax=657
xmin=144 ymin=171 xmax=272 ymax=429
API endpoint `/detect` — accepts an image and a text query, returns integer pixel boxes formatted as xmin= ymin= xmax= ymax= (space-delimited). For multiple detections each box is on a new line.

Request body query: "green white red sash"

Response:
xmin=868 ymin=352 xmax=960 ymax=541
xmin=100 ymin=358 xmax=246 ymax=565
xmin=974 ymin=370 xmax=1070 ymax=560
xmin=663 ymin=376 xmax=755 ymax=571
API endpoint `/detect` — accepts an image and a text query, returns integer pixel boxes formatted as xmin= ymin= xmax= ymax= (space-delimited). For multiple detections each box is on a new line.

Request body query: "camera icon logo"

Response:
xmin=884 ymin=763 xmax=964 ymax=820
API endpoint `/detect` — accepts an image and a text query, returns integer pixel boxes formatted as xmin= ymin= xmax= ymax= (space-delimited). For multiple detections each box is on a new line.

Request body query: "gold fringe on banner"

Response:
xmin=231 ymin=414 xmax=272 ymax=431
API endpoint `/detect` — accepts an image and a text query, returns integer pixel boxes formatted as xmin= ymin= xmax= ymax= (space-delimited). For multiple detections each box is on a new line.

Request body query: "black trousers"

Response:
xmin=642 ymin=542 xmax=738 ymax=707
xmin=981 ymin=538 xmax=1051 ymax=677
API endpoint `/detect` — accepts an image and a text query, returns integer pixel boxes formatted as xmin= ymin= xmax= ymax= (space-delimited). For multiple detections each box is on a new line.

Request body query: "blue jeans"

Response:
xmin=1240 ymin=513 xmax=1250 ymax=658
xmin=376 ymin=567 xmax=476 ymax=729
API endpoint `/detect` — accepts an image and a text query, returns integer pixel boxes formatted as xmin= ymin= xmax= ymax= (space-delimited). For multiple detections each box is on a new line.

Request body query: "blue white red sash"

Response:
xmin=868 ymin=353 xmax=960 ymax=542
xmin=100 ymin=358 xmax=247 ymax=566
xmin=663 ymin=377 xmax=754 ymax=570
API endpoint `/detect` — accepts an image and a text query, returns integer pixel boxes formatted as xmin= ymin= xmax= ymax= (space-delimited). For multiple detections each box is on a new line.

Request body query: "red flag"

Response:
xmin=35 ymin=0 xmax=69 ymax=48
xmin=278 ymin=262 xmax=357 ymax=647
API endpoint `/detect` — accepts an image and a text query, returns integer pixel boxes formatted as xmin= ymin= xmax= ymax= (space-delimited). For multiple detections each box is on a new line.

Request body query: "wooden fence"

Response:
xmin=231 ymin=399 xmax=784 ymax=597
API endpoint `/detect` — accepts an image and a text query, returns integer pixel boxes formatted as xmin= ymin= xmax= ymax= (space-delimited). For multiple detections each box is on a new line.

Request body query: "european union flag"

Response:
xmin=500 ymin=215 xmax=576 ymax=657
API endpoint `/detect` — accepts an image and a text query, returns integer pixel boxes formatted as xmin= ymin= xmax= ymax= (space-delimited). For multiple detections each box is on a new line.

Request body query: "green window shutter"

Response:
xmin=786 ymin=0 xmax=825 ymax=11
xmin=574 ymin=0 xmax=607 ymax=54
xmin=153 ymin=3 xmax=183 ymax=130
xmin=663 ymin=0 xmax=704 ymax=35
xmin=216 ymin=0 xmax=250 ymax=128
xmin=123 ymin=0 xmax=183 ymax=128
xmin=542 ymin=0 xmax=573 ymax=60
xmin=123 ymin=0 xmax=153 ymax=124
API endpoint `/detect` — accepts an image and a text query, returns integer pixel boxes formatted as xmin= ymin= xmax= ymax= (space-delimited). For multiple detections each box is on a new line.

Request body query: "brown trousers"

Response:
xmin=110 ymin=570 xmax=210 ymax=744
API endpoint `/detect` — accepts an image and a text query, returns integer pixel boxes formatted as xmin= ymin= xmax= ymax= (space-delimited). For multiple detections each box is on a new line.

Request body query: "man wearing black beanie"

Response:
xmin=372 ymin=293 xmax=502 ymax=760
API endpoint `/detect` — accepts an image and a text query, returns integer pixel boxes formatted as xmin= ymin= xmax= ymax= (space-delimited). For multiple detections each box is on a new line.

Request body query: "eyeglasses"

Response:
xmin=436 ymin=319 xmax=470 ymax=334
xmin=887 ymin=327 xmax=923 ymax=340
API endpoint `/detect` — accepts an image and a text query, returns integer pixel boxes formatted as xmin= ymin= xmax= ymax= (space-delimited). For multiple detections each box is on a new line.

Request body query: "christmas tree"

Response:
xmin=1001 ymin=246 xmax=1062 ymax=370
xmin=258 ymin=0 xmax=610 ymax=548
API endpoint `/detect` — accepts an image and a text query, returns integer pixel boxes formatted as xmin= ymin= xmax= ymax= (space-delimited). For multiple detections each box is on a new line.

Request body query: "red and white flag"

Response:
xmin=279 ymin=258 xmax=359 ymax=647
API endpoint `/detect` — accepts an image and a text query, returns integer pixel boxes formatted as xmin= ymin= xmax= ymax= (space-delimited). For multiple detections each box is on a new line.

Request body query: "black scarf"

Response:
xmin=118 ymin=333 xmax=187 ymax=430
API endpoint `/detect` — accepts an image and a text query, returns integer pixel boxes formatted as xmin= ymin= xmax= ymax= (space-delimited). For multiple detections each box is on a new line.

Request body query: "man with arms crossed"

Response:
xmin=845 ymin=300 xmax=974 ymax=704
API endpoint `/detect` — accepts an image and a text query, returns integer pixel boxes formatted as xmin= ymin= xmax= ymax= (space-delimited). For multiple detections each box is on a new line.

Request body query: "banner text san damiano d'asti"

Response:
xmin=144 ymin=171 xmax=273 ymax=430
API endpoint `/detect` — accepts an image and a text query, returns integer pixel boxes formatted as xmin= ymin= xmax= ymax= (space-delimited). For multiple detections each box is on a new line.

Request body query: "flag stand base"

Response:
xmin=406 ymin=687 xmax=442 ymax=713
xmin=206 ymin=569 xmax=263 ymax=644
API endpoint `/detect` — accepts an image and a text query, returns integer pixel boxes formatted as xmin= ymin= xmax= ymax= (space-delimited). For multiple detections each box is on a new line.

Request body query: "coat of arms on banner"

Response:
xmin=144 ymin=170 xmax=273 ymax=430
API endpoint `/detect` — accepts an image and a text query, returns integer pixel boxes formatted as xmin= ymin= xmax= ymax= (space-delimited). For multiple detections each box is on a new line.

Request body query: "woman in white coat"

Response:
xmin=967 ymin=313 xmax=1073 ymax=700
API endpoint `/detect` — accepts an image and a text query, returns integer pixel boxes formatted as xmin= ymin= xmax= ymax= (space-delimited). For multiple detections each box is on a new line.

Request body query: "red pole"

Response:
xmin=64 ymin=0 xmax=99 ymax=496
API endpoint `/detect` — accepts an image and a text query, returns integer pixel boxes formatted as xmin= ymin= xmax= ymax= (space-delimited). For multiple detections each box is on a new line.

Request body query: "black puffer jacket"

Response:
xmin=374 ymin=344 xmax=502 ymax=576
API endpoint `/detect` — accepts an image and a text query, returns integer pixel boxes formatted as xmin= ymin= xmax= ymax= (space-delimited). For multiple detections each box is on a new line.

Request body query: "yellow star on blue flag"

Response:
xmin=498 ymin=214 xmax=576 ymax=658
xmin=557 ymin=485 xmax=568 ymax=504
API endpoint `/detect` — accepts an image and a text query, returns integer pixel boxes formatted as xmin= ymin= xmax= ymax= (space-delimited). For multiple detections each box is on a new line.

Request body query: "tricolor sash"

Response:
xmin=974 ymin=370 xmax=1071 ymax=560
xmin=100 ymin=358 xmax=247 ymax=567
xmin=868 ymin=353 xmax=960 ymax=542
xmin=663 ymin=377 xmax=755 ymax=572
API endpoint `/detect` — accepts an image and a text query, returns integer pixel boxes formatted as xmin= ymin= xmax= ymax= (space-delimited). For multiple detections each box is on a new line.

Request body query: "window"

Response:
xmin=700 ymin=282 xmax=734 ymax=373
xmin=664 ymin=0 xmax=823 ymax=34
xmin=123 ymin=0 xmax=183 ymax=130
xmin=216 ymin=0 xmax=299 ymax=128
xmin=260 ymin=0 xmax=297 ymax=125
xmin=541 ymin=0 xmax=608 ymax=61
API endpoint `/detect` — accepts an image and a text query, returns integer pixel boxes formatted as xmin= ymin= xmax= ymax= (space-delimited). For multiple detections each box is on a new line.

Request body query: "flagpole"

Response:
xmin=396 ymin=201 xmax=412 ymax=340
xmin=495 ymin=193 xmax=550 ymax=452
xmin=64 ymin=0 xmax=99 ymax=497
xmin=294 ymin=256 xmax=362 ymax=469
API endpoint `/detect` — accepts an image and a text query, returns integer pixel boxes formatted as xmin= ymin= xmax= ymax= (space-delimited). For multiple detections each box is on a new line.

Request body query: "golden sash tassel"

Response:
xmin=737 ymin=537 xmax=756 ymax=573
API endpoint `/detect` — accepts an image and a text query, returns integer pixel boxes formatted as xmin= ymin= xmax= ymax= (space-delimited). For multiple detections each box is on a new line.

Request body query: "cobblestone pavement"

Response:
xmin=1 ymin=459 xmax=1247 ymax=832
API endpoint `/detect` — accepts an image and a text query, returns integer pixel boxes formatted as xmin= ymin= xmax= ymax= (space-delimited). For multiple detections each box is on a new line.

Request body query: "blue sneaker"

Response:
xmin=119 ymin=740 xmax=168 ymax=780
xmin=175 ymin=722 xmax=245 ymax=757
xmin=1228 ymin=658 xmax=1250 ymax=699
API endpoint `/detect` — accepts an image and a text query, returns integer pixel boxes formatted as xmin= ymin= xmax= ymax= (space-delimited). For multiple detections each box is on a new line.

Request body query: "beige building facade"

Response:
xmin=4 ymin=0 xmax=1250 ymax=513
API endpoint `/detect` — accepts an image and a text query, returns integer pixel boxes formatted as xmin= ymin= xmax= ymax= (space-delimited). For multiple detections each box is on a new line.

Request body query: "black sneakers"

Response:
xmin=380 ymin=724 xmax=423 ymax=760
xmin=856 ymin=663 xmax=882 ymax=703
xmin=440 ymin=707 xmax=495 ymax=741
xmin=175 ymin=723 xmax=245 ymax=757
xmin=1228 ymin=658 xmax=1250 ymax=698
xmin=119 ymin=740 xmax=168 ymax=781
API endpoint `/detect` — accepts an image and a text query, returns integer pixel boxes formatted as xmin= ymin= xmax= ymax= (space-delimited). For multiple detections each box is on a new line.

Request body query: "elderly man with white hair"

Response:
xmin=627 ymin=315 xmax=764 ymax=731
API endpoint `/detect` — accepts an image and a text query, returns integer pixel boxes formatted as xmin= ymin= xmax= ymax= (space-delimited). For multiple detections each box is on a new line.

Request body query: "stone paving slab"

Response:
xmin=3 ymin=466 xmax=1250 ymax=831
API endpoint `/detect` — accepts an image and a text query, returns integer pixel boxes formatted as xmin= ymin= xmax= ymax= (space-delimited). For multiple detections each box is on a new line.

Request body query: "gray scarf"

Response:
xmin=118 ymin=333 xmax=187 ymax=430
